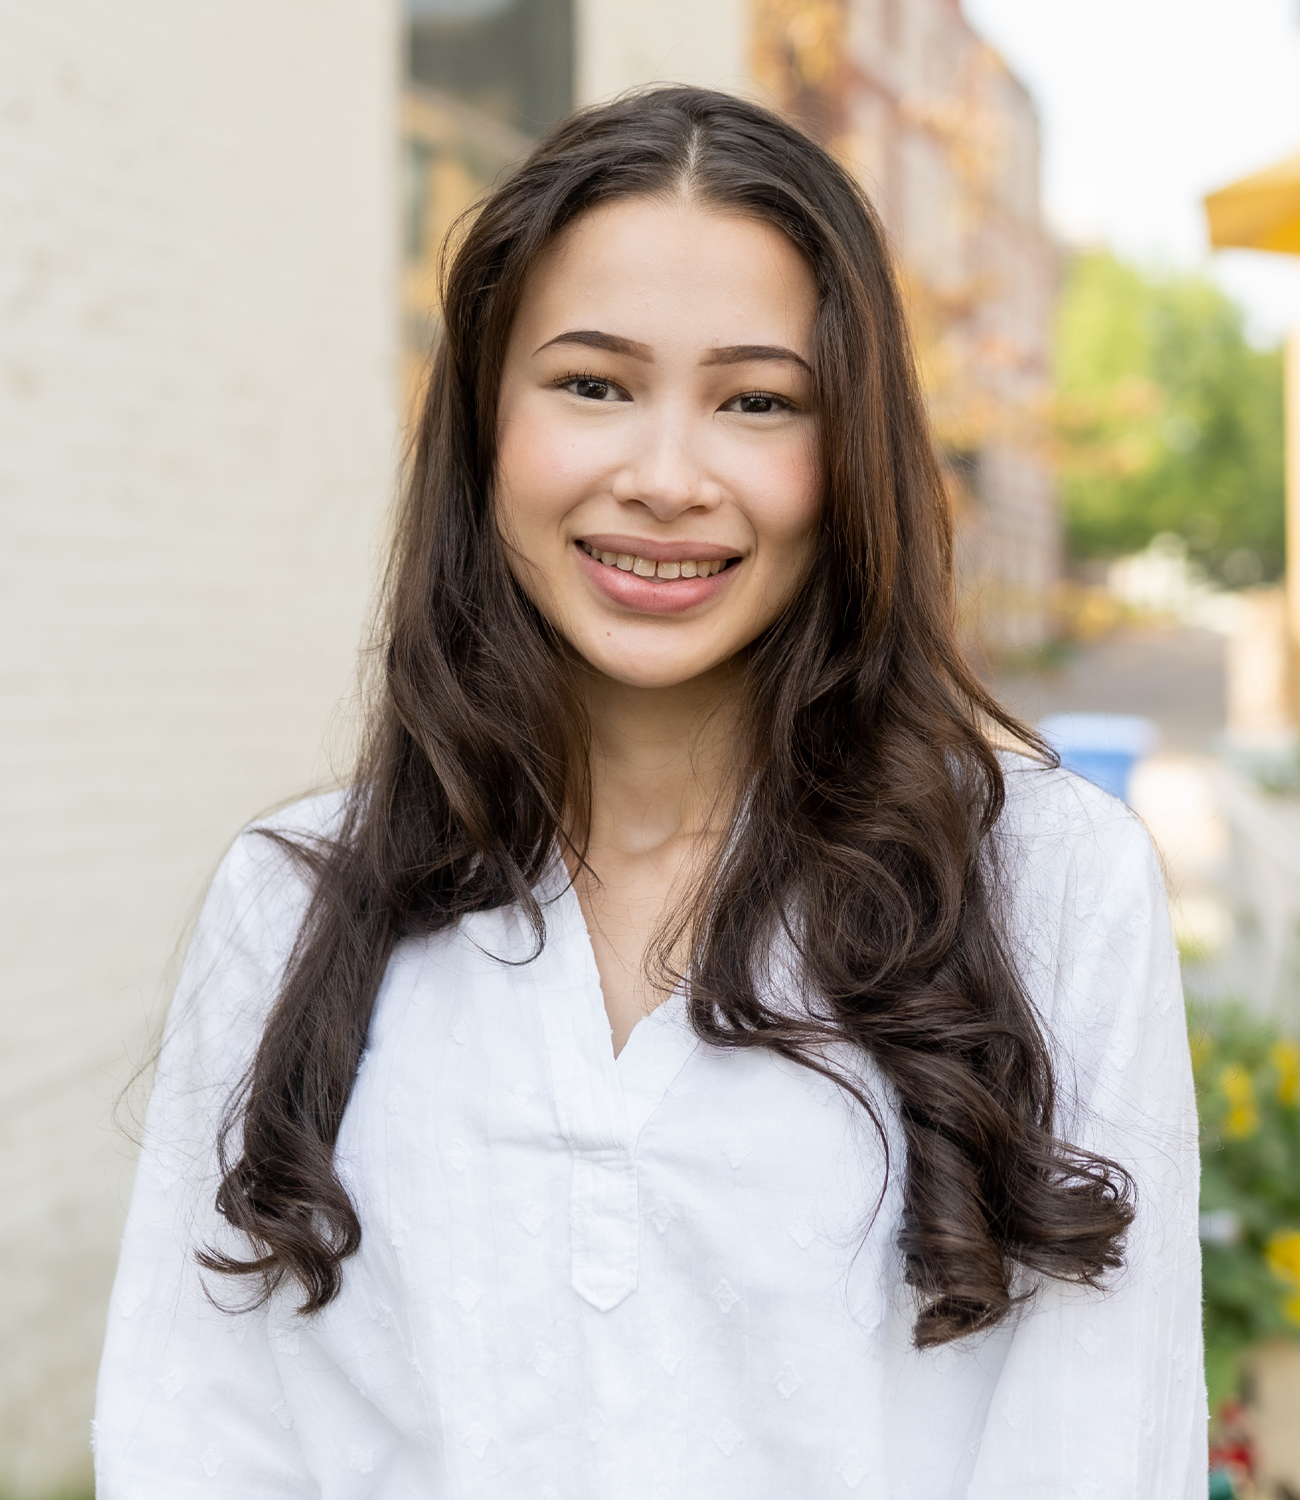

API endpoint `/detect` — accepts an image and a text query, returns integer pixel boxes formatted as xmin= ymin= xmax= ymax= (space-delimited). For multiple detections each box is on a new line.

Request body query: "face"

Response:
xmin=494 ymin=196 xmax=822 ymax=691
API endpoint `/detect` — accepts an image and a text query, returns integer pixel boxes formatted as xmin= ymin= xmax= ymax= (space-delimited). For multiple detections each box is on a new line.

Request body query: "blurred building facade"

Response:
xmin=0 ymin=4 xmax=398 ymax=1494
xmin=403 ymin=0 xmax=1058 ymax=649
xmin=1 ymin=2 xmax=1055 ymax=1493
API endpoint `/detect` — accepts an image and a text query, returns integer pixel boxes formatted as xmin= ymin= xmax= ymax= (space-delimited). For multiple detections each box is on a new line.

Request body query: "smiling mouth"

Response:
xmin=577 ymin=540 xmax=736 ymax=579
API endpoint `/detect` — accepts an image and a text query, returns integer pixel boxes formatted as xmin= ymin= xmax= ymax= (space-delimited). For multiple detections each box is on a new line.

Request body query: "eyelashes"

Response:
xmin=553 ymin=370 xmax=628 ymax=402
xmin=552 ymin=370 xmax=800 ymax=413
xmin=554 ymin=368 xmax=608 ymax=387
xmin=723 ymin=391 xmax=797 ymax=415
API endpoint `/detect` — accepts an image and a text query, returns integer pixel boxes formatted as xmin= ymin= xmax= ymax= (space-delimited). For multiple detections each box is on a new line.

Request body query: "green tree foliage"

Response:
xmin=1055 ymin=252 xmax=1284 ymax=583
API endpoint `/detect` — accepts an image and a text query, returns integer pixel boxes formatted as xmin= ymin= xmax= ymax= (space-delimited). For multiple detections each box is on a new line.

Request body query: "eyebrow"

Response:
xmin=534 ymin=329 xmax=812 ymax=376
xmin=703 ymin=343 xmax=813 ymax=376
xmin=534 ymin=329 xmax=651 ymax=359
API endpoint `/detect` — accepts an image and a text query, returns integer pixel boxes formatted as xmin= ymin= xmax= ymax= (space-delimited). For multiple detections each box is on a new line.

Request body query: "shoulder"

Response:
xmin=991 ymin=753 xmax=1172 ymax=1013
xmin=163 ymin=789 xmax=352 ymax=1060
xmin=994 ymin=751 xmax=1161 ymax=904
xmin=207 ymin=787 xmax=351 ymax=933
xmin=239 ymin=785 xmax=352 ymax=870
xmin=248 ymin=785 xmax=351 ymax=843
xmin=991 ymin=755 xmax=1183 ymax=1105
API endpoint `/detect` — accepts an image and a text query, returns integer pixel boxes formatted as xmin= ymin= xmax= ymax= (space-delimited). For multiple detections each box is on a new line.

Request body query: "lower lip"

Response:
xmin=575 ymin=545 xmax=739 ymax=616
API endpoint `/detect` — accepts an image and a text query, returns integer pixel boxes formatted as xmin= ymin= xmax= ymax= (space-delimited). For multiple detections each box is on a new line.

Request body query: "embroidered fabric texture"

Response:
xmin=94 ymin=761 xmax=1206 ymax=1498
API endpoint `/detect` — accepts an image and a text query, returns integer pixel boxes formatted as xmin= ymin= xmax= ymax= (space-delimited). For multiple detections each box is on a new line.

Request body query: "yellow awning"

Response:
xmin=1206 ymin=151 xmax=1300 ymax=254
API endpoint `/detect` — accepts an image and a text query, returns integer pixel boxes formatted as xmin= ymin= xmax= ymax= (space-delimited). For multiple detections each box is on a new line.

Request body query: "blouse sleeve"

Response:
xmin=967 ymin=775 xmax=1206 ymax=1497
xmin=94 ymin=821 xmax=324 ymax=1499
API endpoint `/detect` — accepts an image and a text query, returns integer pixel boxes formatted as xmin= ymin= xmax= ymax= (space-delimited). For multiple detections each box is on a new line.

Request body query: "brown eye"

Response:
xmin=724 ymin=391 xmax=791 ymax=415
xmin=561 ymin=375 xmax=629 ymax=401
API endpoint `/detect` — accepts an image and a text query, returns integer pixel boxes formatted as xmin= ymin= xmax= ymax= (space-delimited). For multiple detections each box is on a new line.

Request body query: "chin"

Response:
xmin=581 ymin=645 xmax=730 ymax=691
xmin=597 ymin=663 xmax=712 ymax=690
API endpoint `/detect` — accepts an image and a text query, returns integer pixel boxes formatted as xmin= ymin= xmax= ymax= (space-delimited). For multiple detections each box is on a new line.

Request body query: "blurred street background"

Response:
xmin=3 ymin=1 xmax=1300 ymax=1495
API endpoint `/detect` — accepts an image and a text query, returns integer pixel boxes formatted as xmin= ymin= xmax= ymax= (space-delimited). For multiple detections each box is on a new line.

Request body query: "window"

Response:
xmin=406 ymin=0 xmax=573 ymax=136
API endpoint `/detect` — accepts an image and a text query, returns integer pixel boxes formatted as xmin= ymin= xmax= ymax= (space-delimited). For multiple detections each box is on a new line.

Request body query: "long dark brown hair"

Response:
xmin=204 ymin=86 xmax=1133 ymax=1345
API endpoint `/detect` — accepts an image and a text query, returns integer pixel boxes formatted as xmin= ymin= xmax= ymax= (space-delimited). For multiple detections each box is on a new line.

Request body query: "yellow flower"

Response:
xmin=1266 ymin=1229 xmax=1300 ymax=1282
xmin=1272 ymin=1039 xmax=1300 ymax=1108
xmin=1219 ymin=1063 xmax=1259 ymax=1140
xmin=1266 ymin=1230 xmax=1300 ymax=1327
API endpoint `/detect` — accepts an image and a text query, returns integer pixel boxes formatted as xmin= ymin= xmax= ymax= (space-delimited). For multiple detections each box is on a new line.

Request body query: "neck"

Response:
xmin=573 ymin=661 xmax=745 ymax=862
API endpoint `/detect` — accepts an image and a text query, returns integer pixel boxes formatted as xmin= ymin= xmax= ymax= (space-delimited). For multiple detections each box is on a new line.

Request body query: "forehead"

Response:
xmin=510 ymin=196 xmax=819 ymax=356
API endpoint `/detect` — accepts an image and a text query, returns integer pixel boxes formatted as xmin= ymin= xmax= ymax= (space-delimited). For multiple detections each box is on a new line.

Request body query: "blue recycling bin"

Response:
xmin=1038 ymin=713 xmax=1157 ymax=804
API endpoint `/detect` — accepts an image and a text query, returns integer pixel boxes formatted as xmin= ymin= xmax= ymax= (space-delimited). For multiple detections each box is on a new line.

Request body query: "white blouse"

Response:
xmin=95 ymin=760 xmax=1206 ymax=1498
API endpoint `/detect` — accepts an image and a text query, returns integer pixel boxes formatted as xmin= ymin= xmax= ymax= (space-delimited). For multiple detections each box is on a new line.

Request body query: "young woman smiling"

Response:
xmin=95 ymin=89 xmax=1205 ymax=1497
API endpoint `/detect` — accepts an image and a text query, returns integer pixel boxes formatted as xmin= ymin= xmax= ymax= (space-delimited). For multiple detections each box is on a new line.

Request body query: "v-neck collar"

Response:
xmin=533 ymin=857 xmax=698 ymax=1147
xmin=616 ymin=988 xmax=694 ymax=1140
xmin=526 ymin=858 xmax=700 ymax=1310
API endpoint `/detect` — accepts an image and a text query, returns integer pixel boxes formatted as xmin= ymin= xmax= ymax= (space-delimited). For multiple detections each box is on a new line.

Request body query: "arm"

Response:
xmin=968 ymin=786 xmax=1206 ymax=1498
xmin=95 ymin=823 xmax=324 ymax=1498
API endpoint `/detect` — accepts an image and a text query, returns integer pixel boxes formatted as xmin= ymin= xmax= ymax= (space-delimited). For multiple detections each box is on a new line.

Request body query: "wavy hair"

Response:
xmin=203 ymin=85 xmax=1133 ymax=1345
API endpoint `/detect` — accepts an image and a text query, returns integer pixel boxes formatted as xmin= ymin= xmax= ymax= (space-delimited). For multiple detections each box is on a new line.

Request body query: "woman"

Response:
xmin=95 ymin=87 xmax=1204 ymax=1497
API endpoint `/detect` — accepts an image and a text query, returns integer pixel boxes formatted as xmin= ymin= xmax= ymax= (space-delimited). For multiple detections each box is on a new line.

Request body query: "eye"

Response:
xmin=722 ymin=391 xmax=794 ymax=415
xmin=558 ymin=373 xmax=630 ymax=402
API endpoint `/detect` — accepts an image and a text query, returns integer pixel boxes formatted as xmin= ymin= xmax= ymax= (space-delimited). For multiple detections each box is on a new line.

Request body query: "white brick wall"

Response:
xmin=0 ymin=4 xmax=398 ymax=1492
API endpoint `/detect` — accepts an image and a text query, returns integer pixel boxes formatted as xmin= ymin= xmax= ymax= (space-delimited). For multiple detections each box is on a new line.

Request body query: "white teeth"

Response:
xmin=580 ymin=541 xmax=730 ymax=579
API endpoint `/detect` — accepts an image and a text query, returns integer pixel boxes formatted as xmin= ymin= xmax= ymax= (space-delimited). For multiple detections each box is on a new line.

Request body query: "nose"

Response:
xmin=611 ymin=405 xmax=721 ymax=520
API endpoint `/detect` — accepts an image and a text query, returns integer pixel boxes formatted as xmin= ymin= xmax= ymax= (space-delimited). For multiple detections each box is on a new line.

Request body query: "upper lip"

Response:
xmin=577 ymin=534 xmax=741 ymax=563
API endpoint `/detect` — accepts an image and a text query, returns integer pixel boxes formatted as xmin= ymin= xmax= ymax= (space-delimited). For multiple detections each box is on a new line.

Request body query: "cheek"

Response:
xmin=496 ymin=397 xmax=613 ymax=541
xmin=737 ymin=431 xmax=822 ymax=556
xmin=497 ymin=410 xmax=566 ymax=544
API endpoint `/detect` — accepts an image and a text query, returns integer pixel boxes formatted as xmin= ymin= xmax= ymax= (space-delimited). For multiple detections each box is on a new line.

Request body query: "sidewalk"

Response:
xmin=985 ymin=624 xmax=1226 ymax=753
xmin=986 ymin=625 xmax=1234 ymax=994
